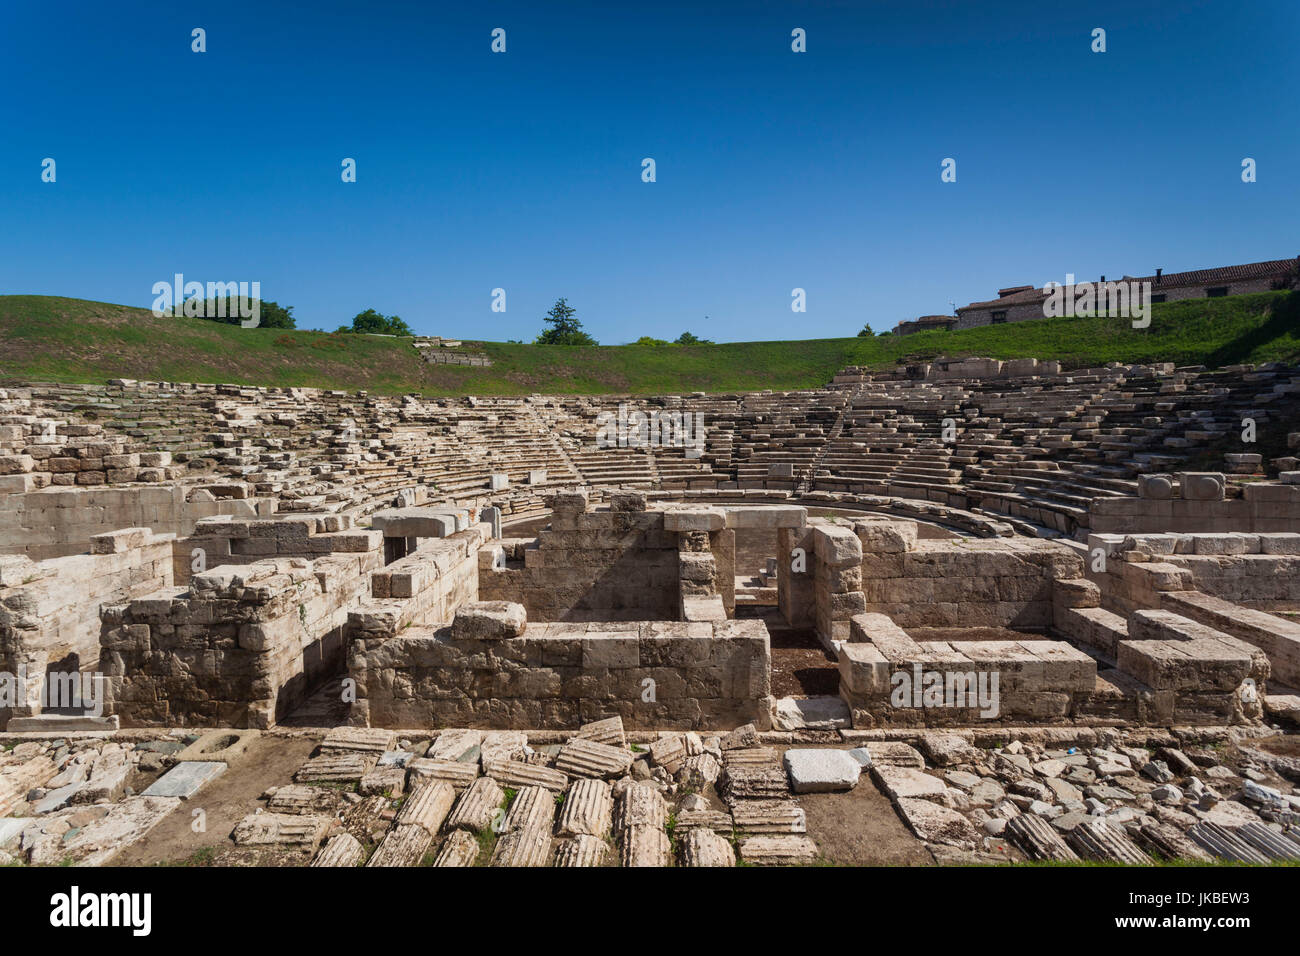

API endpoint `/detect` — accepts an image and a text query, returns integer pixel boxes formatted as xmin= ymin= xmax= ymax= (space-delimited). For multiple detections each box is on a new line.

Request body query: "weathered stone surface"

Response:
xmin=232 ymin=812 xmax=331 ymax=853
xmin=396 ymin=780 xmax=456 ymax=835
xmin=478 ymin=731 xmax=529 ymax=768
xmin=407 ymin=758 xmax=480 ymax=790
xmin=738 ymin=835 xmax=818 ymax=865
xmin=871 ymin=765 xmax=946 ymax=802
xmin=615 ymin=783 xmax=668 ymax=831
xmin=311 ymin=832 xmax=365 ymax=867
xmin=142 ymin=761 xmax=225 ymax=800
xmin=44 ymin=796 xmax=181 ymax=866
xmin=1066 ymin=819 xmax=1150 ymax=864
xmin=446 ymin=776 xmax=505 ymax=832
xmin=359 ymin=765 xmax=407 ymax=796
xmin=621 ymin=825 xmax=671 ymax=867
xmin=555 ymin=738 xmax=633 ymax=779
xmin=267 ymin=785 xmax=344 ymax=815
xmin=679 ymin=828 xmax=735 ymax=867
xmin=1006 ymin=814 xmax=1081 ymax=862
xmin=427 ymin=729 xmax=483 ymax=762
xmin=321 ymin=727 xmax=397 ymax=753
xmin=719 ymin=765 xmax=789 ymax=803
xmin=491 ymin=826 xmax=552 ymax=867
xmin=649 ymin=734 xmax=687 ymax=772
xmin=451 ymin=601 xmax=526 ymax=640
xmin=554 ymin=833 xmax=609 ymax=867
xmin=433 ymin=829 xmax=481 ymax=867
xmin=295 ymin=751 xmax=379 ymax=783
xmin=731 ymin=798 xmax=806 ymax=834
xmin=679 ymin=753 xmax=721 ymax=790
xmin=501 ymin=785 xmax=557 ymax=835
xmin=894 ymin=797 xmax=980 ymax=850
xmin=919 ymin=734 xmax=979 ymax=767
xmin=574 ymin=716 xmax=627 ymax=749
xmin=556 ymin=778 xmax=613 ymax=838
xmin=485 ymin=760 xmax=568 ymax=792
xmin=783 ymin=749 xmax=862 ymax=793
xmin=367 ymin=824 xmax=434 ymax=867
xmin=720 ymin=723 xmax=760 ymax=750
xmin=1133 ymin=819 xmax=1213 ymax=863
xmin=865 ymin=742 xmax=926 ymax=769
xmin=1187 ymin=822 xmax=1270 ymax=863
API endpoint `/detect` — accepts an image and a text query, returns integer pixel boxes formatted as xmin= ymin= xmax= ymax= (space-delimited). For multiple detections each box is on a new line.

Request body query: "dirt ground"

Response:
xmin=773 ymin=745 xmax=935 ymax=866
xmin=765 ymin=619 xmax=840 ymax=697
xmin=109 ymin=734 xmax=320 ymax=867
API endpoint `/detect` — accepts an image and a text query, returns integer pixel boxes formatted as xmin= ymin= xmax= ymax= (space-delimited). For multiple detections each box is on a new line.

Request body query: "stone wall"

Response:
xmin=102 ymin=554 xmax=377 ymax=728
xmin=479 ymin=491 xmax=681 ymax=621
xmin=0 ymin=486 xmax=270 ymax=561
xmin=1090 ymin=481 xmax=1300 ymax=534
xmin=0 ymin=528 xmax=174 ymax=725
xmin=177 ymin=513 xmax=381 ymax=584
xmin=858 ymin=519 xmax=1082 ymax=631
xmin=838 ymin=612 xmax=1098 ymax=727
xmin=349 ymin=610 xmax=771 ymax=731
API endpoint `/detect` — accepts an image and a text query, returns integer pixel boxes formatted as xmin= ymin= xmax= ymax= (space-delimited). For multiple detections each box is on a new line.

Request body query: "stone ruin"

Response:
xmin=0 ymin=365 xmax=1298 ymax=866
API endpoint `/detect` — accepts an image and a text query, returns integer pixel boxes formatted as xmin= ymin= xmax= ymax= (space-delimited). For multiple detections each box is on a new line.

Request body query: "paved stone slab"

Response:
xmin=142 ymin=761 xmax=226 ymax=799
xmin=894 ymin=797 xmax=981 ymax=850
xmin=871 ymin=765 xmax=946 ymax=802
xmin=783 ymin=749 xmax=862 ymax=793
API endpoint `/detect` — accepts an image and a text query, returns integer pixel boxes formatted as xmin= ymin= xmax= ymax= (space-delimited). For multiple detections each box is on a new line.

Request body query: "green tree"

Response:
xmin=198 ymin=297 xmax=296 ymax=329
xmin=535 ymin=298 xmax=597 ymax=346
xmin=673 ymin=331 xmax=713 ymax=345
xmin=338 ymin=309 xmax=413 ymax=336
xmin=857 ymin=324 xmax=875 ymax=337
xmin=633 ymin=336 xmax=669 ymax=346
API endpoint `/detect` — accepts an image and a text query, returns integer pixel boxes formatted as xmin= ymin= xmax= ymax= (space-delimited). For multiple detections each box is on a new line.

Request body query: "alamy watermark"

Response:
xmin=891 ymin=665 xmax=1000 ymax=718
xmin=596 ymin=403 xmax=706 ymax=459
xmin=1042 ymin=274 xmax=1152 ymax=329
xmin=0 ymin=667 xmax=104 ymax=716
xmin=151 ymin=274 xmax=261 ymax=328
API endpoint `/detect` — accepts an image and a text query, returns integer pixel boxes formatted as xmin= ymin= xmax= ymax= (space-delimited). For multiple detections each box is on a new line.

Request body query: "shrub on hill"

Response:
xmin=336 ymin=309 xmax=413 ymax=336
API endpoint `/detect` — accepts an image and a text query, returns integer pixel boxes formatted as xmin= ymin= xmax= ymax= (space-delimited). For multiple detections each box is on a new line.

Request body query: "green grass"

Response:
xmin=1 ymin=291 xmax=1297 ymax=396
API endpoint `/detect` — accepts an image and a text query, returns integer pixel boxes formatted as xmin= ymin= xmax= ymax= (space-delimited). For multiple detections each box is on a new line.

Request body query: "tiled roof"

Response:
xmin=957 ymin=257 xmax=1298 ymax=313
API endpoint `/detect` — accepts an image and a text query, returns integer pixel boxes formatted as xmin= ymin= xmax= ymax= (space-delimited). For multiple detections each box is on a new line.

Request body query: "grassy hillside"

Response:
xmin=1 ymin=291 xmax=1297 ymax=397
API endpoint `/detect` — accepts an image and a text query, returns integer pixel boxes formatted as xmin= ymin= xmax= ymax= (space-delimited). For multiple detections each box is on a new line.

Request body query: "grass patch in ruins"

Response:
xmin=1 ymin=291 xmax=1296 ymax=397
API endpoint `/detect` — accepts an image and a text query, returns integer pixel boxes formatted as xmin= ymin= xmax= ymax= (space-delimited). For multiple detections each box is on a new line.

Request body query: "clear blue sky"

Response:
xmin=3 ymin=0 xmax=1296 ymax=342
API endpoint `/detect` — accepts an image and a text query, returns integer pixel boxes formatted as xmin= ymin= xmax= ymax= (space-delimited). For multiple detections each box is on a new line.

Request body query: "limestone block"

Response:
xmin=853 ymin=518 xmax=918 ymax=553
xmin=432 ymin=830 xmax=480 ymax=867
xmin=813 ymin=524 xmax=863 ymax=568
xmin=1138 ymin=474 xmax=1175 ymax=499
xmin=554 ymin=834 xmax=609 ymax=867
xmin=678 ymin=828 xmax=735 ymax=866
xmin=547 ymin=490 xmax=589 ymax=516
xmin=662 ymin=507 xmax=726 ymax=532
xmin=450 ymin=601 xmax=526 ymax=640
xmin=446 ymin=776 xmax=505 ymax=832
xmin=311 ymin=832 xmax=365 ymax=867
xmin=1178 ymin=472 xmax=1225 ymax=501
xmin=783 ymin=749 xmax=861 ymax=793
xmin=556 ymin=778 xmax=614 ymax=838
